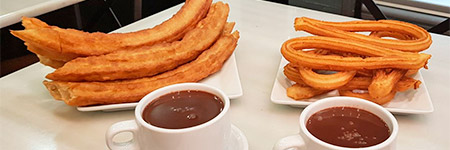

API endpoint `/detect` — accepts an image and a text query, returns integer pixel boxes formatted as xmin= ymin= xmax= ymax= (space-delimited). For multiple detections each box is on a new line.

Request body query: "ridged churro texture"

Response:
xmin=11 ymin=0 xmax=212 ymax=66
xmin=282 ymin=17 xmax=432 ymax=105
xmin=44 ymin=31 xmax=240 ymax=106
xmin=294 ymin=17 xmax=432 ymax=52
xmin=46 ymin=2 xmax=230 ymax=81
xmin=281 ymin=36 xmax=431 ymax=71
xmin=10 ymin=1 xmax=240 ymax=107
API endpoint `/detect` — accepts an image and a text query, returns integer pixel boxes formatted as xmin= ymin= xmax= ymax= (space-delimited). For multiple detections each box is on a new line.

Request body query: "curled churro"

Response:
xmin=298 ymin=67 xmax=356 ymax=90
xmin=295 ymin=17 xmax=432 ymax=52
xmin=281 ymin=36 xmax=431 ymax=71
xmin=368 ymin=69 xmax=406 ymax=99
xmin=282 ymin=17 xmax=432 ymax=104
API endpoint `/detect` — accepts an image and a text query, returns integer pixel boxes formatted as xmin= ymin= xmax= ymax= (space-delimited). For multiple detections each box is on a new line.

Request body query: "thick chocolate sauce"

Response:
xmin=143 ymin=90 xmax=224 ymax=129
xmin=306 ymin=106 xmax=390 ymax=148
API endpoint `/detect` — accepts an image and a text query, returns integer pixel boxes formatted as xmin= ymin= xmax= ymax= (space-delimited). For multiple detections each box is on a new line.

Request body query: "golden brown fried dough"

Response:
xmin=295 ymin=17 xmax=432 ymax=52
xmin=36 ymin=55 xmax=65 ymax=68
xmin=43 ymin=31 xmax=240 ymax=106
xmin=298 ymin=67 xmax=356 ymax=90
xmin=283 ymin=63 xmax=305 ymax=85
xmin=11 ymin=0 xmax=212 ymax=63
xmin=282 ymin=17 xmax=432 ymax=104
xmin=287 ymin=84 xmax=329 ymax=100
xmin=46 ymin=2 xmax=230 ymax=81
xmin=338 ymin=76 xmax=421 ymax=92
xmin=281 ymin=36 xmax=431 ymax=71
xmin=368 ymin=69 xmax=406 ymax=99
xmin=21 ymin=17 xmax=50 ymax=29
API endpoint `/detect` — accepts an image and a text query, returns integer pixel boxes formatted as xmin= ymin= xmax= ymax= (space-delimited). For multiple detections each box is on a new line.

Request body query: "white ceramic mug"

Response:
xmin=273 ymin=96 xmax=398 ymax=150
xmin=106 ymin=83 xmax=231 ymax=150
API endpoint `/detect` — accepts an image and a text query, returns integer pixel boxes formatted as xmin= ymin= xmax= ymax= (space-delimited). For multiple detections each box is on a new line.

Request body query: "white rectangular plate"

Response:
xmin=77 ymin=53 xmax=242 ymax=112
xmin=271 ymin=58 xmax=434 ymax=115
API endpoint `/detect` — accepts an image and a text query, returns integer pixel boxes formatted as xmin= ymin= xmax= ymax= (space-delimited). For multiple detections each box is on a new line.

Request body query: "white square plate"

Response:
xmin=77 ymin=53 xmax=242 ymax=112
xmin=271 ymin=58 xmax=434 ymax=115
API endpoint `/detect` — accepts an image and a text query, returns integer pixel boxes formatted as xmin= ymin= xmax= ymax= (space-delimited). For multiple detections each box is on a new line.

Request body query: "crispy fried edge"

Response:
xmin=43 ymin=31 xmax=240 ymax=106
xmin=46 ymin=2 xmax=230 ymax=81
xmin=11 ymin=0 xmax=212 ymax=60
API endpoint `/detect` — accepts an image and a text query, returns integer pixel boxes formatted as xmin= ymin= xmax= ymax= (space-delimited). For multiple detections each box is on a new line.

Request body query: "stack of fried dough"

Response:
xmin=281 ymin=17 xmax=432 ymax=105
xmin=11 ymin=0 xmax=240 ymax=107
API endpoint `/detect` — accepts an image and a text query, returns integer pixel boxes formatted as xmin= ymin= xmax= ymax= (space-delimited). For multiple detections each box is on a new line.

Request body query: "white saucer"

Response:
xmin=271 ymin=58 xmax=434 ymax=115
xmin=229 ymin=124 xmax=249 ymax=150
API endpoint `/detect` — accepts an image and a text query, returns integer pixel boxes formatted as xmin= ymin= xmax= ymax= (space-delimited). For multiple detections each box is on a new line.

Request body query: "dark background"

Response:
xmin=1 ymin=0 xmax=184 ymax=76
xmin=1 ymin=0 xmax=448 ymax=77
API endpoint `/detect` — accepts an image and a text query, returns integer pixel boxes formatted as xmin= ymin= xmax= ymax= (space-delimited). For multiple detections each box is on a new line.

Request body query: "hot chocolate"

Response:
xmin=306 ymin=106 xmax=390 ymax=148
xmin=142 ymin=90 xmax=224 ymax=129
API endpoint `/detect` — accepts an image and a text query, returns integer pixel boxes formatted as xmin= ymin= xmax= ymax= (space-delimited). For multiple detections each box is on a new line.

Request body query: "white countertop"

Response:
xmin=375 ymin=0 xmax=450 ymax=18
xmin=1 ymin=0 xmax=449 ymax=149
xmin=0 ymin=0 xmax=83 ymax=28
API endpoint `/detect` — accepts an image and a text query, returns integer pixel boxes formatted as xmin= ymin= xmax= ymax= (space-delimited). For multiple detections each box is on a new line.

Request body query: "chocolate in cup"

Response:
xmin=274 ymin=96 xmax=398 ymax=150
xmin=106 ymin=83 xmax=231 ymax=150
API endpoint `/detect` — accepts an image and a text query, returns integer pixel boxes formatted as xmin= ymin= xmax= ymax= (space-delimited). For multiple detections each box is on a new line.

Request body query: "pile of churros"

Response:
xmin=281 ymin=17 xmax=432 ymax=105
xmin=11 ymin=0 xmax=240 ymax=106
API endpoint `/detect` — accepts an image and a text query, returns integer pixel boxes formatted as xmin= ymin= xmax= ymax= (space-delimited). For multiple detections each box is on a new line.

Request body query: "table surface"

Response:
xmin=1 ymin=0 xmax=449 ymax=149
xmin=0 ymin=0 xmax=83 ymax=28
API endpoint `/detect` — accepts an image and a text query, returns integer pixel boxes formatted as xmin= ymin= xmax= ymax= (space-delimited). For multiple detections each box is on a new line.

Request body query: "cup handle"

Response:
xmin=273 ymin=134 xmax=306 ymax=150
xmin=106 ymin=120 xmax=139 ymax=150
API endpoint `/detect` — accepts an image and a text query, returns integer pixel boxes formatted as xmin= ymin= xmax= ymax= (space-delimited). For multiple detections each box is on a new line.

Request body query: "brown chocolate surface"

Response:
xmin=306 ymin=106 xmax=390 ymax=148
xmin=143 ymin=90 xmax=224 ymax=129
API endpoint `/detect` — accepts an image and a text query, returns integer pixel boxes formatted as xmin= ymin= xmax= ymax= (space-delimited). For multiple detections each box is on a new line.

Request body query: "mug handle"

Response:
xmin=106 ymin=120 xmax=139 ymax=150
xmin=273 ymin=134 xmax=306 ymax=150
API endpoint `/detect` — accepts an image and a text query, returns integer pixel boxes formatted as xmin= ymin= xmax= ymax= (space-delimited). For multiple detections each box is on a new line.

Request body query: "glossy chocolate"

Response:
xmin=143 ymin=90 xmax=224 ymax=129
xmin=306 ymin=106 xmax=390 ymax=148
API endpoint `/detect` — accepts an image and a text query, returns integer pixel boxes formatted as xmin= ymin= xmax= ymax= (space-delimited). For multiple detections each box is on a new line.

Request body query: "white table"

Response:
xmin=375 ymin=0 xmax=450 ymax=18
xmin=0 ymin=0 xmax=83 ymax=28
xmin=1 ymin=0 xmax=449 ymax=149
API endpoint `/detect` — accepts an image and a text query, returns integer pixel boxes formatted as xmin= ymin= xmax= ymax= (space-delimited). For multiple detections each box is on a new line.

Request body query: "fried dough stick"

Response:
xmin=295 ymin=17 xmax=432 ymax=52
xmin=281 ymin=36 xmax=431 ymax=71
xmin=283 ymin=64 xmax=330 ymax=100
xmin=338 ymin=75 xmax=421 ymax=105
xmin=43 ymin=31 xmax=240 ymax=106
xmin=11 ymin=0 xmax=212 ymax=63
xmin=284 ymin=64 xmax=421 ymax=101
xmin=338 ymin=76 xmax=421 ymax=92
xmin=46 ymin=2 xmax=230 ymax=82
xmin=283 ymin=64 xmax=305 ymax=85
xmin=368 ymin=69 xmax=407 ymax=99
xmin=285 ymin=63 xmax=421 ymax=92
xmin=284 ymin=63 xmax=356 ymax=90
xmin=287 ymin=84 xmax=329 ymax=100
xmin=282 ymin=17 xmax=431 ymax=105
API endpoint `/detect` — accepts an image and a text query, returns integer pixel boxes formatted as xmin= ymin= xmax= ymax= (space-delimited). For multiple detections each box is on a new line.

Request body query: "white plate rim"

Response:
xmin=270 ymin=58 xmax=434 ymax=115
xmin=77 ymin=53 xmax=242 ymax=112
xmin=229 ymin=124 xmax=249 ymax=150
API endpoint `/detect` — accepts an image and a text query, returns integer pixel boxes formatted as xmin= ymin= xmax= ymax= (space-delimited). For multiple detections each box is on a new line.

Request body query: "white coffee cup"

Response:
xmin=273 ymin=96 xmax=398 ymax=150
xmin=106 ymin=83 xmax=231 ymax=150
